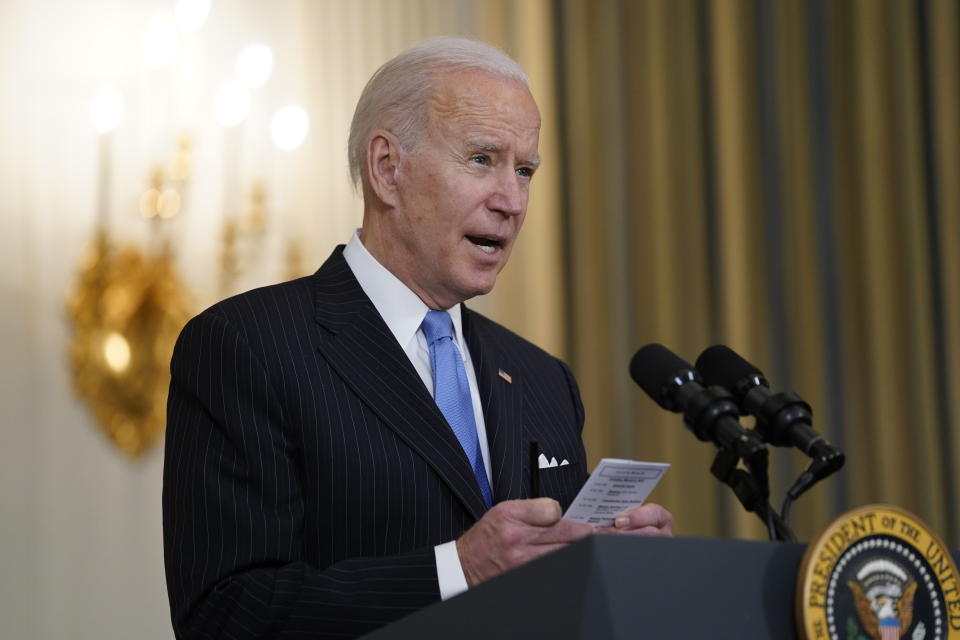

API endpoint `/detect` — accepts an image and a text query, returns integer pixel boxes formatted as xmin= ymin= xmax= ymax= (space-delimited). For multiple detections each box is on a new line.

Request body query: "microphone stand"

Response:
xmin=746 ymin=389 xmax=845 ymax=532
xmin=780 ymin=448 xmax=845 ymax=529
xmin=710 ymin=447 xmax=797 ymax=542
xmin=679 ymin=383 xmax=794 ymax=541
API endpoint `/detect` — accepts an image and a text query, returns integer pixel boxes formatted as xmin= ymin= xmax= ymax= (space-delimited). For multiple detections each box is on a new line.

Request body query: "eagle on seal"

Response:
xmin=848 ymin=558 xmax=918 ymax=639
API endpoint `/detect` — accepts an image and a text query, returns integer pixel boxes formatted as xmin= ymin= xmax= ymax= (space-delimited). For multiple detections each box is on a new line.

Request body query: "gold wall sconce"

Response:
xmin=67 ymin=18 xmax=310 ymax=457
xmin=67 ymin=231 xmax=192 ymax=456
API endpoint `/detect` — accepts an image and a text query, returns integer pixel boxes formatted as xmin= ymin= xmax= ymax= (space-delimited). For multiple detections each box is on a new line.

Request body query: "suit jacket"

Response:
xmin=163 ymin=246 xmax=588 ymax=638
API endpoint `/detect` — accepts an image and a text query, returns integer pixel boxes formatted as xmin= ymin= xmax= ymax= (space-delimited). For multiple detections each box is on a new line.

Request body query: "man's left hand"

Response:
xmin=597 ymin=503 xmax=673 ymax=536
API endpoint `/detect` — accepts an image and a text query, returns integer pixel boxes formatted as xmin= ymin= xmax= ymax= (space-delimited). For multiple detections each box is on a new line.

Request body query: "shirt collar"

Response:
xmin=342 ymin=230 xmax=465 ymax=347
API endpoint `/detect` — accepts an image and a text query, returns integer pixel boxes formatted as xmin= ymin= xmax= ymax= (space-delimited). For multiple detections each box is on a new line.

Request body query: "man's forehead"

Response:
xmin=428 ymin=70 xmax=540 ymax=125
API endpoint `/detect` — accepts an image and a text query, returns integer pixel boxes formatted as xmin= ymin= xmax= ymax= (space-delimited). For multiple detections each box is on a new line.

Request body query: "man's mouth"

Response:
xmin=466 ymin=235 xmax=504 ymax=255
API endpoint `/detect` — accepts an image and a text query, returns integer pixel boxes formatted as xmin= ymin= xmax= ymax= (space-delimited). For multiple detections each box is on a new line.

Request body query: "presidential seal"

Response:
xmin=797 ymin=505 xmax=960 ymax=640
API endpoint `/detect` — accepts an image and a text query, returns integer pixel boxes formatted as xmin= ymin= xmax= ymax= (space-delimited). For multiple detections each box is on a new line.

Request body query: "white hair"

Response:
xmin=347 ymin=36 xmax=529 ymax=189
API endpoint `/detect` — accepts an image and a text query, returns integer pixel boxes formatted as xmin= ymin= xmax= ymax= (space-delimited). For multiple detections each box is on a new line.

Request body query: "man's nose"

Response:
xmin=489 ymin=168 xmax=525 ymax=217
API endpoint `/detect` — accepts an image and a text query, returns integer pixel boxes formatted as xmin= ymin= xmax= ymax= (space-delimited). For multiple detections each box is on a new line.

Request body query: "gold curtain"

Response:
xmin=550 ymin=0 xmax=960 ymax=543
xmin=474 ymin=0 xmax=567 ymax=358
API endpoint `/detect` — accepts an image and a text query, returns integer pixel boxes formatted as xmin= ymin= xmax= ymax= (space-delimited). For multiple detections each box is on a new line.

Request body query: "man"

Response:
xmin=163 ymin=37 xmax=671 ymax=639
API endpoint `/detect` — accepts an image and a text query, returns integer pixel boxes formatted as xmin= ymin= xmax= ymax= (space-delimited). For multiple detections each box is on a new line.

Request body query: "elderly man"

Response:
xmin=163 ymin=37 xmax=671 ymax=639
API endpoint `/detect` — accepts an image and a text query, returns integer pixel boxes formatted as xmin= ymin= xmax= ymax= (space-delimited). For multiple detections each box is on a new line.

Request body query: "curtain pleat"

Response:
xmin=551 ymin=0 xmax=960 ymax=543
xmin=926 ymin=0 xmax=960 ymax=542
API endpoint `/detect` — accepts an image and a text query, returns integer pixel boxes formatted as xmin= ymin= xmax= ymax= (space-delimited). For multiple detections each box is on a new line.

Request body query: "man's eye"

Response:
xmin=516 ymin=166 xmax=534 ymax=178
xmin=470 ymin=154 xmax=489 ymax=165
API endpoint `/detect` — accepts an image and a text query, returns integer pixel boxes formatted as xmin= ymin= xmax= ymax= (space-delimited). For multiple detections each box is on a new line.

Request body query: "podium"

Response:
xmin=368 ymin=535 xmax=807 ymax=639
xmin=368 ymin=535 xmax=960 ymax=639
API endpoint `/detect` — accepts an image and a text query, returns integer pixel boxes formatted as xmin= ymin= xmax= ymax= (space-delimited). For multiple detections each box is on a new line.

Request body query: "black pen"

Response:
xmin=529 ymin=440 xmax=540 ymax=498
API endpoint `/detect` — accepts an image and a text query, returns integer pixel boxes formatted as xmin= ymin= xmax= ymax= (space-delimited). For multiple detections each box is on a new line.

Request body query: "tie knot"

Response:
xmin=421 ymin=309 xmax=454 ymax=345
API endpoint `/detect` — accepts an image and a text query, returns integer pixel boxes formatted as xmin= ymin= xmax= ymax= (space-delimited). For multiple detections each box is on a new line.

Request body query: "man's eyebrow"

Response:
xmin=467 ymin=141 xmax=500 ymax=154
xmin=466 ymin=141 xmax=541 ymax=167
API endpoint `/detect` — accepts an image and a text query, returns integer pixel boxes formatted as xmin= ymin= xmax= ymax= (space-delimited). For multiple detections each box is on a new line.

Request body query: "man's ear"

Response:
xmin=366 ymin=130 xmax=402 ymax=207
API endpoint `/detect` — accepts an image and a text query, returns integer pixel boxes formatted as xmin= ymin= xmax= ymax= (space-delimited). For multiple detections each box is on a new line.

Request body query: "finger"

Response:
xmin=511 ymin=498 xmax=563 ymax=526
xmin=633 ymin=524 xmax=672 ymax=536
xmin=612 ymin=503 xmax=673 ymax=532
xmin=611 ymin=503 xmax=671 ymax=529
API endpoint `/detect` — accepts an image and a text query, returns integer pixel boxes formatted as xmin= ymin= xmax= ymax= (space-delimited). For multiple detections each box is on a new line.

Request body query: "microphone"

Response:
xmin=630 ymin=344 xmax=767 ymax=460
xmin=632 ymin=343 xmax=796 ymax=541
xmin=695 ymin=345 xmax=844 ymax=471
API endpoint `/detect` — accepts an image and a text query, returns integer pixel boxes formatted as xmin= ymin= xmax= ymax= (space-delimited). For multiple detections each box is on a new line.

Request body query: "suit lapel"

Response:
xmin=462 ymin=306 xmax=526 ymax=503
xmin=311 ymin=248 xmax=488 ymax=521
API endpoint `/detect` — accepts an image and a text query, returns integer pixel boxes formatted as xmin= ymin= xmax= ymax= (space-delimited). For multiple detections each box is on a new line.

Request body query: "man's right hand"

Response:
xmin=455 ymin=498 xmax=594 ymax=587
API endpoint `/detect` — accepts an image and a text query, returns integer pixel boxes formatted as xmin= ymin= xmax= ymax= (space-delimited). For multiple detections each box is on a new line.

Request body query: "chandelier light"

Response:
xmin=270 ymin=105 xmax=310 ymax=151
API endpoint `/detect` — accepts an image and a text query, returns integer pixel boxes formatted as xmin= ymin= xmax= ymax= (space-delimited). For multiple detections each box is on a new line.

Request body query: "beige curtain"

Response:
xmin=547 ymin=0 xmax=960 ymax=543
xmin=471 ymin=0 xmax=567 ymax=358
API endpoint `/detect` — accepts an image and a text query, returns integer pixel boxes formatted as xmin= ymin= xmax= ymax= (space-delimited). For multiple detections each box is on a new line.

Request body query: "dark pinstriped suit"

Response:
xmin=163 ymin=247 xmax=588 ymax=638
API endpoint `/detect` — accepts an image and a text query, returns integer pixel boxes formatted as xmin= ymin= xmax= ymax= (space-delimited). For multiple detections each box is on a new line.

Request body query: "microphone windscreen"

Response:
xmin=630 ymin=343 xmax=695 ymax=407
xmin=696 ymin=344 xmax=763 ymax=388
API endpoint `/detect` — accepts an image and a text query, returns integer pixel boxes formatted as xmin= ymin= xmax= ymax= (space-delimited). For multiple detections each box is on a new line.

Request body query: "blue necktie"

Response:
xmin=421 ymin=310 xmax=493 ymax=508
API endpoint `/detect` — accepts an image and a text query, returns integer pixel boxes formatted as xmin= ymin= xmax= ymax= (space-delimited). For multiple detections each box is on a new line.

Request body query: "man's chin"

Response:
xmin=454 ymin=275 xmax=499 ymax=303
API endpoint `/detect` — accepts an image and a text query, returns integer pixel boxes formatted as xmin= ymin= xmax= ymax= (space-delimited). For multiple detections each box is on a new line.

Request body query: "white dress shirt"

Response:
xmin=342 ymin=230 xmax=489 ymax=600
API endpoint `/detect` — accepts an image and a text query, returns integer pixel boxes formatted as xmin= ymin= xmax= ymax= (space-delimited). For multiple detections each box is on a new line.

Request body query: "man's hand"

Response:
xmin=456 ymin=498 xmax=594 ymax=586
xmin=597 ymin=502 xmax=673 ymax=536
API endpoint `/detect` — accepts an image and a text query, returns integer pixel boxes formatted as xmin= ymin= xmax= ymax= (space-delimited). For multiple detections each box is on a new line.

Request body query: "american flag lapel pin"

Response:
xmin=498 ymin=368 xmax=513 ymax=384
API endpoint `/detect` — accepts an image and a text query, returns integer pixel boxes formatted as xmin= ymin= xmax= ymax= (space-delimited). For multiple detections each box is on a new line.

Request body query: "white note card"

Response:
xmin=562 ymin=458 xmax=670 ymax=527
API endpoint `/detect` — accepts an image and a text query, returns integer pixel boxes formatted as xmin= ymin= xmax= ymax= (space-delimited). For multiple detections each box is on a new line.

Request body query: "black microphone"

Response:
xmin=632 ymin=344 xmax=794 ymax=540
xmin=695 ymin=344 xmax=844 ymax=470
xmin=630 ymin=344 xmax=767 ymax=460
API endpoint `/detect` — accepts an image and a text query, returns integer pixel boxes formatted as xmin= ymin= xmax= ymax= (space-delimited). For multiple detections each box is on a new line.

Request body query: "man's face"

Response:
xmin=387 ymin=70 xmax=541 ymax=309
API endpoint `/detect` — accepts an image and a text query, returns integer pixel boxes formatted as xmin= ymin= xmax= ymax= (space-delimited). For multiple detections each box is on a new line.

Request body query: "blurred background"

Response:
xmin=0 ymin=0 xmax=957 ymax=637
